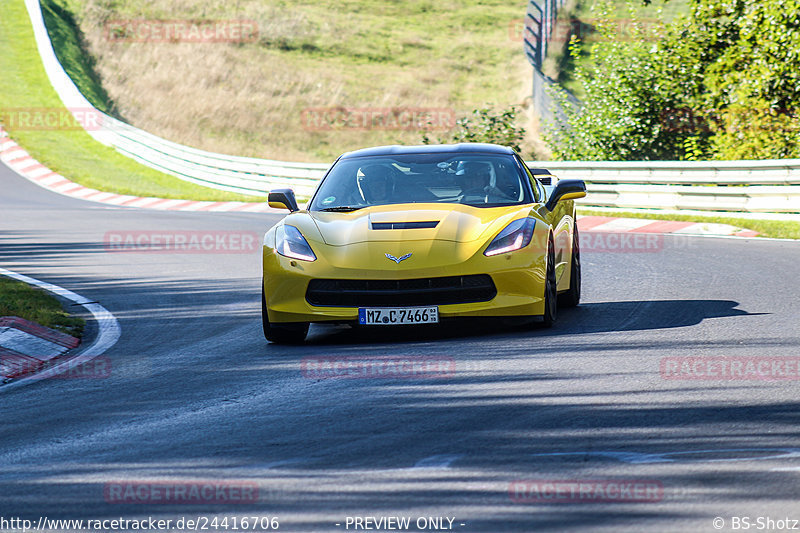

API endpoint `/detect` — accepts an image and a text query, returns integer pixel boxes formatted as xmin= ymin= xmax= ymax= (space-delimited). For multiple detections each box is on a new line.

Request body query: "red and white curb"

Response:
xmin=577 ymin=215 xmax=759 ymax=238
xmin=0 ymin=127 xmax=276 ymax=213
xmin=0 ymin=316 xmax=80 ymax=380
xmin=0 ymin=267 xmax=120 ymax=390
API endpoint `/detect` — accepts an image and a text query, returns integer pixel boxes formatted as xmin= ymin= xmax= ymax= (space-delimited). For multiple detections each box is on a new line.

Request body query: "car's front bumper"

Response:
xmin=262 ymin=237 xmax=548 ymax=323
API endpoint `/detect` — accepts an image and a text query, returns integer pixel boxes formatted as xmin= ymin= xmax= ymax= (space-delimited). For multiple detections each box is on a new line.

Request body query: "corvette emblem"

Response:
xmin=385 ymin=252 xmax=412 ymax=264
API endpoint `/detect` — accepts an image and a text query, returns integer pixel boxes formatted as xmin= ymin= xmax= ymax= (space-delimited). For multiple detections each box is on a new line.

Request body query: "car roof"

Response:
xmin=339 ymin=143 xmax=516 ymax=159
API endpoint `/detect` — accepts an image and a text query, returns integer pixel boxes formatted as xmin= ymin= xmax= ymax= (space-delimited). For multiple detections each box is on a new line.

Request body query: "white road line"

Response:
xmin=672 ymin=222 xmax=742 ymax=235
xmin=588 ymin=218 xmax=656 ymax=232
xmin=0 ymin=267 xmax=121 ymax=392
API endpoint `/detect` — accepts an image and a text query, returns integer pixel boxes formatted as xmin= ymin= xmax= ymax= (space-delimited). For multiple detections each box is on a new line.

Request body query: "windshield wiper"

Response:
xmin=319 ymin=206 xmax=364 ymax=212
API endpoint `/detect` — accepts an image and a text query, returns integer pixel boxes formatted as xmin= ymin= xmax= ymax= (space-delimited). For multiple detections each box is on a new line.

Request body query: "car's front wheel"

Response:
xmin=558 ymin=222 xmax=581 ymax=308
xmin=539 ymin=234 xmax=558 ymax=328
xmin=262 ymin=285 xmax=309 ymax=344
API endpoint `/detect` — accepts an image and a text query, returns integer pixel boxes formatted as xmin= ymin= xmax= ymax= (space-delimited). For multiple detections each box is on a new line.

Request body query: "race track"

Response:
xmin=2 ymin=161 xmax=800 ymax=532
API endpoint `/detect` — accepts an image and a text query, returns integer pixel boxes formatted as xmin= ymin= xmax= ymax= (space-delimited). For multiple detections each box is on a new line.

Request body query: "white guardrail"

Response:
xmin=23 ymin=0 xmax=800 ymax=212
xmin=545 ymin=161 xmax=800 ymax=212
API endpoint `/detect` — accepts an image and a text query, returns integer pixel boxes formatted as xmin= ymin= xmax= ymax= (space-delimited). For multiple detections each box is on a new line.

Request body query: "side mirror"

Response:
xmin=268 ymin=188 xmax=299 ymax=212
xmin=544 ymin=179 xmax=586 ymax=211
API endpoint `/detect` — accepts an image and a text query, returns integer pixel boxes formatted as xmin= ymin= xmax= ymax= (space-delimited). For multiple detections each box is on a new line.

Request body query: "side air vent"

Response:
xmin=529 ymin=168 xmax=553 ymax=185
xmin=371 ymin=221 xmax=439 ymax=230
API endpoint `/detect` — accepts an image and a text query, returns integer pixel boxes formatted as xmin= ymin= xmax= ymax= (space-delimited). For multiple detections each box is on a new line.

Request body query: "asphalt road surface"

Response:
xmin=2 ymin=160 xmax=800 ymax=533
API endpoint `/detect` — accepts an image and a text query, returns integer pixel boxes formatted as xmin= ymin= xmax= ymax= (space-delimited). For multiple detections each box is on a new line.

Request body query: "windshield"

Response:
xmin=309 ymin=153 xmax=534 ymax=211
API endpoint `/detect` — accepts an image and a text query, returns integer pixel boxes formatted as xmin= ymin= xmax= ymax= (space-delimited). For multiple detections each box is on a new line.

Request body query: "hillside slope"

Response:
xmin=48 ymin=0 xmax=533 ymax=162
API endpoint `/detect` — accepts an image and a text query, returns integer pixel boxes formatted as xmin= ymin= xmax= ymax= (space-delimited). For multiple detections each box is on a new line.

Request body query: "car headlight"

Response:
xmin=275 ymin=225 xmax=317 ymax=262
xmin=484 ymin=218 xmax=536 ymax=256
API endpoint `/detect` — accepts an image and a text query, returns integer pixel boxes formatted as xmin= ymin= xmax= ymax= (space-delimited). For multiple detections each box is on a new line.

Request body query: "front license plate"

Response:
xmin=359 ymin=306 xmax=439 ymax=325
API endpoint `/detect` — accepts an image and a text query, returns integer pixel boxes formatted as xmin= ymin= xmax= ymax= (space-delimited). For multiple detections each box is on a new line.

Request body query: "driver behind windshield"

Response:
xmin=458 ymin=162 xmax=507 ymax=204
xmin=358 ymin=164 xmax=393 ymax=204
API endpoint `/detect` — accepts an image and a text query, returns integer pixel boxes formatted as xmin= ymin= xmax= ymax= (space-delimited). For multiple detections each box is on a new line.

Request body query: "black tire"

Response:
xmin=540 ymin=235 xmax=558 ymax=328
xmin=558 ymin=223 xmax=581 ymax=308
xmin=261 ymin=286 xmax=309 ymax=344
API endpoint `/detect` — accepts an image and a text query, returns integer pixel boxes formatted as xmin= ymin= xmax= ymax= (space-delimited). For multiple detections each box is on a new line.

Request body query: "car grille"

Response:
xmin=306 ymin=275 xmax=497 ymax=307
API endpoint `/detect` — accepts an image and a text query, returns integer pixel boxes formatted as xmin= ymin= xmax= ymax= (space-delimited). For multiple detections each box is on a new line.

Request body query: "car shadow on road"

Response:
xmin=301 ymin=299 xmax=763 ymax=346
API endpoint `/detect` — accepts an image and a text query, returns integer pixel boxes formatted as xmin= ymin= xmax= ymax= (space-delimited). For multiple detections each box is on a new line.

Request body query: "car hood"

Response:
xmin=303 ymin=203 xmax=532 ymax=246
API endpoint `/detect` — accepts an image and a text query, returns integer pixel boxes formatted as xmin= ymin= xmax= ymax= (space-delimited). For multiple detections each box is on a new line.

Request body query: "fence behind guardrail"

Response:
xmin=524 ymin=0 xmax=577 ymax=124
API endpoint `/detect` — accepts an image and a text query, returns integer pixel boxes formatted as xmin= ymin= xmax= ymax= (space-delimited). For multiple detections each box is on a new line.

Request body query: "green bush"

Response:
xmin=545 ymin=0 xmax=800 ymax=160
xmin=422 ymin=107 xmax=527 ymax=154
xmin=544 ymin=30 xmax=691 ymax=160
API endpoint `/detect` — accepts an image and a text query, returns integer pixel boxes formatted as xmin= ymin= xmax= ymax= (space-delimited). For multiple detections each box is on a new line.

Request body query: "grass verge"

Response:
xmin=0 ymin=0 xmax=263 ymax=202
xmin=40 ymin=0 xmax=113 ymax=114
xmin=579 ymin=208 xmax=800 ymax=240
xmin=0 ymin=276 xmax=84 ymax=337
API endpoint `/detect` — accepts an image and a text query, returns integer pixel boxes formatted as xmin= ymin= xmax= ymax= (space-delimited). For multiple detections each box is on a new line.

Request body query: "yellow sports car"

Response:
xmin=262 ymin=143 xmax=586 ymax=343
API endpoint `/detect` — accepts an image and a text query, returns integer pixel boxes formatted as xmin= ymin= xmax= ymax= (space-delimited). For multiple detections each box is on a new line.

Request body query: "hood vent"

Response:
xmin=371 ymin=221 xmax=439 ymax=230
